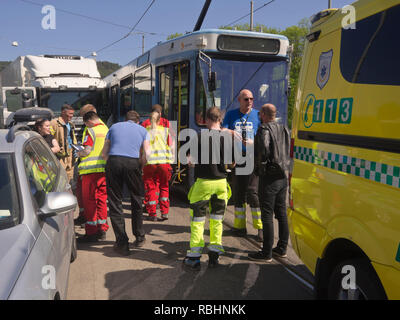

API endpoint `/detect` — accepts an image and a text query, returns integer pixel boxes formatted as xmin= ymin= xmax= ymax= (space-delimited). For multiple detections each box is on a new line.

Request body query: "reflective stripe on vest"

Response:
xmin=146 ymin=125 xmax=172 ymax=164
xmin=78 ymin=124 xmax=108 ymax=175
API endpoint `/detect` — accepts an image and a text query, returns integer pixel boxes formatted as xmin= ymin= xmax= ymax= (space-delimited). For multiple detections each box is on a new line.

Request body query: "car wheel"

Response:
xmin=327 ymin=258 xmax=387 ymax=300
xmin=70 ymin=235 xmax=77 ymax=263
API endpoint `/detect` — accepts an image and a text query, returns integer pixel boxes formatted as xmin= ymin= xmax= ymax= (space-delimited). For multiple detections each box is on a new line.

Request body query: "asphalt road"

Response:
xmin=67 ymin=192 xmax=314 ymax=300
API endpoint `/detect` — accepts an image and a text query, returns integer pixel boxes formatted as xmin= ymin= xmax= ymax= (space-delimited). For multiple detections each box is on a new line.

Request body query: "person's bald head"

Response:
xmin=260 ymin=103 xmax=277 ymax=123
xmin=238 ymin=89 xmax=254 ymax=113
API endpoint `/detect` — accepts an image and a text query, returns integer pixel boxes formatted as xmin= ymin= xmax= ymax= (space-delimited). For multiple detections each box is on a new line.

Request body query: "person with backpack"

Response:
xmin=248 ymin=103 xmax=290 ymax=262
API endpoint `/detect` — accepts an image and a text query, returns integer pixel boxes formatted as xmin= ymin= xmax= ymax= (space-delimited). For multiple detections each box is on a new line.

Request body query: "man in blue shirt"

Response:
xmin=222 ymin=89 xmax=263 ymax=242
xmin=102 ymin=110 xmax=150 ymax=256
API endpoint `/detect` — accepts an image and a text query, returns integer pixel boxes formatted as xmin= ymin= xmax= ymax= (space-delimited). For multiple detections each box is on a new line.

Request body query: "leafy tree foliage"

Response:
xmin=96 ymin=61 xmax=121 ymax=78
xmin=167 ymin=32 xmax=184 ymax=40
xmin=0 ymin=61 xmax=11 ymax=73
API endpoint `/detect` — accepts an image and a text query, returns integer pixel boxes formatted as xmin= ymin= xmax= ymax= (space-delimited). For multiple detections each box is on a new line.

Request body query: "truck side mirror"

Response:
xmin=208 ymin=71 xmax=217 ymax=92
xmin=22 ymin=92 xmax=33 ymax=108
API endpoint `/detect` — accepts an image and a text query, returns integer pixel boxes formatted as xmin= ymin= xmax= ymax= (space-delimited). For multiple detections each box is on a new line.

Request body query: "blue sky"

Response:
xmin=1 ymin=0 xmax=353 ymax=66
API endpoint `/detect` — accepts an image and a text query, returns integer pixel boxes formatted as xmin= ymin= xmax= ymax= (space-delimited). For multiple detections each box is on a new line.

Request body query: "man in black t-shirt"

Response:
xmin=183 ymin=107 xmax=233 ymax=270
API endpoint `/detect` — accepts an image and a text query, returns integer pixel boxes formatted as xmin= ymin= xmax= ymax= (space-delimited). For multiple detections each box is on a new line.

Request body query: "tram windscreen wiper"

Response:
xmin=224 ymin=61 xmax=265 ymax=112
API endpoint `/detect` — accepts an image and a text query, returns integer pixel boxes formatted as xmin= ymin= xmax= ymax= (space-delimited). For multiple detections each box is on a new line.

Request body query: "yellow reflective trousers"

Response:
xmin=187 ymin=178 xmax=231 ymax=258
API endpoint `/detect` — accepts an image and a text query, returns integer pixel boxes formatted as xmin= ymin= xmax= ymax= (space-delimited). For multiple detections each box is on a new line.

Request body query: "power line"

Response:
xmin=223 ymin=0 xmax=275 ymax=28
xmin=89 ymin=0 xmax=156 ymax=56
xmin=17 ymin=0 xmax=165 ymax=36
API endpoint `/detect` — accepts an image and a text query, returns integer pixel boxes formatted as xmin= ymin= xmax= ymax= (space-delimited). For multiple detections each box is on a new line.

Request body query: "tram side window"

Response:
xmin=160 ymin=72 xmax=171 ymax=119
xmin=134 ymin=66 xmax=152 ymax=116
xmin=110 ymin=85 xmax=118 ymax=123
xmin=340 ymin=4 xmax=400 ymax=86
xmin=96 ymin=89 xmax=111 ymax=124
xmin=120 ymin=75 xmax=133 ymax=119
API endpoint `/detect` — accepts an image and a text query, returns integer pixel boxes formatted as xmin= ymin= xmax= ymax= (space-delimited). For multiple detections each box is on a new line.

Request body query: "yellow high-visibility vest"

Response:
xmin=32 ymin=160 xmax=54 ymax=193
xmin=78 ymin=124 xmax=108 ymax=175
xmin=146 ymin=125 xmax=172 ymax=165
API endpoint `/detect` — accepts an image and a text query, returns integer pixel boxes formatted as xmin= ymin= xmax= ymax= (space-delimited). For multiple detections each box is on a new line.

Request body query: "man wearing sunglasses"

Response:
xmin=222 ymin=89 xmax=263 ymax=242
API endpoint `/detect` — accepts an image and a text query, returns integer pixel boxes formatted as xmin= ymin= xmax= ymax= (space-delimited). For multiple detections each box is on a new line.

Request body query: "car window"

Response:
xmin=31 ymin=139 xmax=59 ymax=184
xmin=0 ymin=154 xmax=20 ymax=230
xmin=23 ymin=139 xmax=59 ymax=206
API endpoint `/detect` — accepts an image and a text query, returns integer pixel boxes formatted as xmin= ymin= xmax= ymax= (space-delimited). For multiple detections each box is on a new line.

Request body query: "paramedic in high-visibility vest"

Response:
xmin=141 ymin=105 xmax=174 ymax=221
xmin=74 ymin=104 xmax=106 ymax=227
xmin=183 ymin=107 xmax=233 ymax=270
xmin=76 ymin=111 xmax=109 ymax=243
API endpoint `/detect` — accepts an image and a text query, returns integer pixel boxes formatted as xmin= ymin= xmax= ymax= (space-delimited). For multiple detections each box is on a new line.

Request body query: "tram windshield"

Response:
xmin=196 ymin=56 xmax=288 ymax=126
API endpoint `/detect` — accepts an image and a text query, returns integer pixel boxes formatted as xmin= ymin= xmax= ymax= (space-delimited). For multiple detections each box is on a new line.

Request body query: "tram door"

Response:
xmin=158 ymin=62 xmax=189 ymax=130
xmin=110 ymin=85 xmax=119 ymax=126
xmin=158 ymin=62 xmax=190 ymax=185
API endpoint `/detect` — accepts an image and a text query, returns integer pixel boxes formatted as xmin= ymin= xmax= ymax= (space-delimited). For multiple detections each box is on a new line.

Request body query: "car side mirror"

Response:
xmin=38 ymin=192 xmax=77 ymax=219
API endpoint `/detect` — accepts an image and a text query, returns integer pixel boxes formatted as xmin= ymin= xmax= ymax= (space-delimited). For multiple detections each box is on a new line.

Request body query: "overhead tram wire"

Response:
xmin=87 ymin=0 xmax=156 ymax=57
xmin=223 ymin=0 xmax=275 ymax=28
xmin=17 ymin=0 xmax=165 ymax=36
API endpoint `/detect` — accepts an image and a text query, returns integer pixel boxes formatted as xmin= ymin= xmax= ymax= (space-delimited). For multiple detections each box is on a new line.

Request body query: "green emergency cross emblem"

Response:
xmin=294 ymin=146 xmax=400 ymax=189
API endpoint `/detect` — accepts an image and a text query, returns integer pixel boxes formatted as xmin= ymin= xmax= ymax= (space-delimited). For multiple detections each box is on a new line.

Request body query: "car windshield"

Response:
xmin=196 ymin=56 xmax=288 ymax=125
xmin=0 ymin=154 xmax=20 ymax=230
xmin=39 ymin=89 xmax=106 ymax=116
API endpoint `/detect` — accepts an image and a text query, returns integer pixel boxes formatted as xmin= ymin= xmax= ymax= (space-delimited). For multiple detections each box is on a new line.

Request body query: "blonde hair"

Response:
xmin=80 ymin=104 xmax=97 ymax=117
xmin=150 ymin=111 xmax=160 ymax=130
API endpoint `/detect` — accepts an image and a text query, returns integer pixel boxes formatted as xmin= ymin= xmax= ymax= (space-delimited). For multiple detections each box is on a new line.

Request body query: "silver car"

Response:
xmin=0 ymin=111 xmax=77 ymax=299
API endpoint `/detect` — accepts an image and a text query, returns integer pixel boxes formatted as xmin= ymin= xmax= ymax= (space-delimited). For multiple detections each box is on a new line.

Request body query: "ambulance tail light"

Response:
xmin=289 ymin=138 xmax=295 ymax=210
xmin=290 ymin=138 xmax=295 ymax=159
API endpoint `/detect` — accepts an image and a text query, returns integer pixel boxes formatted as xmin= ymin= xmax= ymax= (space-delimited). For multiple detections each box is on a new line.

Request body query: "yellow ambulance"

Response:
xmin=288 ymin=0 xmax=400 ymax=299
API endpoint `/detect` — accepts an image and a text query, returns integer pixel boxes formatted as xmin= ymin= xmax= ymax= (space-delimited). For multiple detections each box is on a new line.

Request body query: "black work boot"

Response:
xmin=97 ymin=230 xmax=107 ymax=241
xmin=208 ymin=251 xmax=220 ymax=268
xmin=77 ymin=233 xmax=99 ymax=243
xmin=113 ymin=242 xmax=130 ymax=256
xmin=74 ymin=215 xmax=86 ymax=226
xmin=272 ymin=246 xmax=287 ymax=258
xmin=182 ymin=257 xmax=201 ymax=271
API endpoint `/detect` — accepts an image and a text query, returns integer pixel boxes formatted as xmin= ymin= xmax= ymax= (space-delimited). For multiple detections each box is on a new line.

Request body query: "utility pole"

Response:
xmin=328 ymin=0 xmax=332 ymax=8
xmin=142 ymin=34 xmax=145 ymax=54
xmin=250 ymin=1 xmax=254 ymax=31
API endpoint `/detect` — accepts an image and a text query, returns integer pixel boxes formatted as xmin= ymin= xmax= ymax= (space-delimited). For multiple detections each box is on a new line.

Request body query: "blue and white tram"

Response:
xmin=103 ymin=28 xmax=290 ymax=186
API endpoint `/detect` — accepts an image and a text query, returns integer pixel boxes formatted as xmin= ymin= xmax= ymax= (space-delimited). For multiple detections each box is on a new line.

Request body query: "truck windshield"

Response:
xmin=0 ymin=154 xmax=20 ymax=230
xmin=39 ymin=89 xmax=108 ymax=118
xmin=196 ymin=56 xmax=288 ymax=126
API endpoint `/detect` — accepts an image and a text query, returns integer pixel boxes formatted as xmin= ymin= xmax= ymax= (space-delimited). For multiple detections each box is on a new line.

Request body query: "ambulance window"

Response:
xmin=340 ymin=4 xmax=400 ymax=86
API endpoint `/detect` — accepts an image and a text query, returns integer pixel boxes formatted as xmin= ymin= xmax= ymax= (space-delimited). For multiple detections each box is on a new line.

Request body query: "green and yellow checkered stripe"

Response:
xmin=294 ymin=146 xmax=400 ymax=189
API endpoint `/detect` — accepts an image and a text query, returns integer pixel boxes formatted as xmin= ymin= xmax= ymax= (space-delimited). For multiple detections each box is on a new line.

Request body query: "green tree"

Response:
xmin=167 ymin=32 xmax=184 ymax=40
xmin=96 ymin=61 xmax=121 ymax=78
xmin=0 ymin=61 xmax=11 ymax=73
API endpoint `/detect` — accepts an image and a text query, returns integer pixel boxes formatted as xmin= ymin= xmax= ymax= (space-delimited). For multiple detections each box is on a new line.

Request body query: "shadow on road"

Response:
xmin=104 ymin=258 xmax=313 ymax=300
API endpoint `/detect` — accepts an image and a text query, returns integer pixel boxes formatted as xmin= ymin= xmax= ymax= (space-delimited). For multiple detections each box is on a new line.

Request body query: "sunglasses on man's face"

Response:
xmin=244 ymin=97 xmax=254 ymax=101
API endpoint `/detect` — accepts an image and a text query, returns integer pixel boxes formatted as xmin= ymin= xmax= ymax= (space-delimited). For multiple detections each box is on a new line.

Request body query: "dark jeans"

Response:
xmin=259 ymin=176 xmax=289 ymax=258
xmin=106 ymin=156 xmax=145 ymax=245
xmin=233 ymin=169 xmax=260 ymax=209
